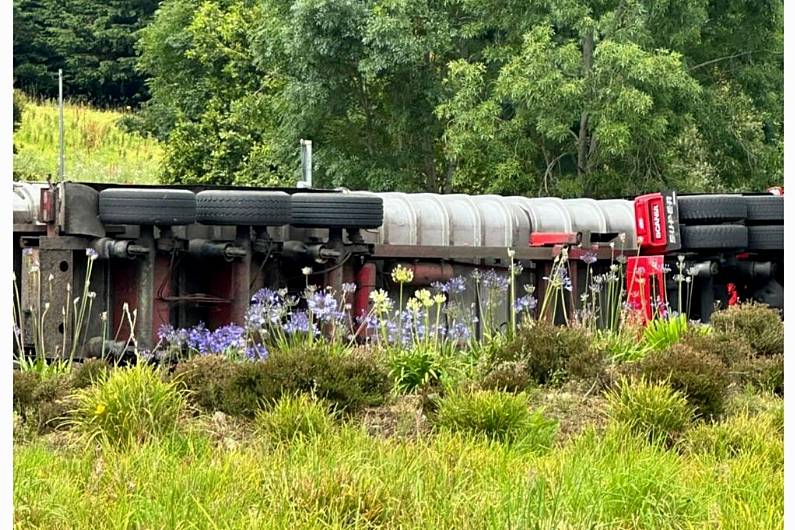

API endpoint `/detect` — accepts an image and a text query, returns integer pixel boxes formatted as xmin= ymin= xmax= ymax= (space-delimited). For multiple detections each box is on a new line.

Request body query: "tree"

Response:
xmin=13 ymin=0 xmax=158 ymax=106
xmin=138 ymin=0 xmax=782 ymax=195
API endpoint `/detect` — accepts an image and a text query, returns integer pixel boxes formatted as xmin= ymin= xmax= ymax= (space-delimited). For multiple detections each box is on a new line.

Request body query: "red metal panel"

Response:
xmin=529 ymin=232 xmax=579 ymax=246
xmin=110 ymin=259 xmax=138 ymax=343
xmin=152 ymin=254 xmax=172 ymax=339
xmin=354 ymin=262 xmax=376 ymax=325
xmin=626 ymin=255 xmax=667 ymax=321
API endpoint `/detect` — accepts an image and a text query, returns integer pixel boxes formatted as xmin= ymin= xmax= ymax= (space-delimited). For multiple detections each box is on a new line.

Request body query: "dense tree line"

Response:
xmin=13 ymin=0 xmax=158 ymax=106
xmin=14 ymin=0 xmax=783 ymax=196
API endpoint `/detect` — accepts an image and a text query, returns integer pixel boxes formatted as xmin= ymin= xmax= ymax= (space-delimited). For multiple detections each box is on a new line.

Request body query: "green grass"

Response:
xmin=14 ymin=415 xmax=782 ymax=529
xmin=13 ymin=95 xmax=161 ymax=184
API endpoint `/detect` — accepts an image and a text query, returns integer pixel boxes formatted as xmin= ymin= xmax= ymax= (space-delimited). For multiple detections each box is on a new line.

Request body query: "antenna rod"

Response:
xmin=58 ymin=69 xmax=64 ymax=183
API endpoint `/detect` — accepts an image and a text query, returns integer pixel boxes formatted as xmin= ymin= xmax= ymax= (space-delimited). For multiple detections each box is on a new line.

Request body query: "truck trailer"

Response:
xmin=12 ymin=181 xmax=783 ymax=358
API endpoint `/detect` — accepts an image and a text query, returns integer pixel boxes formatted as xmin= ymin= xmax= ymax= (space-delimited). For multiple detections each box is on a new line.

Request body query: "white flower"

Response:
xmin=100 ymin=311 xmax=108 ymax=321
xmin=87 ymin=291 xmax=96 ymax=299
xmin=48 ymin=273 xmax=54 ymax=282
xmin=301 ymin=267 xmax=312 ymax=276
xmin=507 ymin=248 xmax=516 ymax=259
xmin=618 ymin=233 xmax=627 ymax=244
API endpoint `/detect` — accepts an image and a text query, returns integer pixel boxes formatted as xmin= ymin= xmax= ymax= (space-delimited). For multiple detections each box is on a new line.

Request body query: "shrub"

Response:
xmin=633 ymin=344 xmax=729 ymax=419
xmin=388 ymin=347 xmax=449 ymax=394
xmin=13 ymin=370 xmax=40 ymax=419
xmin=172 ymin=355 xmax=238 ymax=412
xmin=479 ymin=361 xmax=531 ymax=393
xmin=733 ymin=355 xmax=783 ymax=396
xmin=71 ymin=359 xmax=112 ymax=389
xmin=605 ymin=378 xmax=693 ymax=446
xmin=495 ymin=322 xmax=593 ymax=386
xmin=566 ymin=346 xmax=608 ymax=383
xmin=255 ymin=394 xmax=335 ymax=443
xmin=679 ymin=329 xmax=754 ymax=367
xmin=30 ymin=374 xmax=74 ymax=434
xmin=642 ymin=314 xmax=692 ymax=351
xmin=433 ymin=389 xmax=558 ymax=450
xmin=69 ymin=363 xmax=186 ymax=446
xmin=595 ymin=329 xmax=651 ymax=363
xmin=218 ymin=347 xmax=391 ymax=417
xmin=710 ymin=303 xmax=783 ymax=357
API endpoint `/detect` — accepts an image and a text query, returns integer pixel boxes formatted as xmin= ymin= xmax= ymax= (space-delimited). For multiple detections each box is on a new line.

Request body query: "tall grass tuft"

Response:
xmin=68 ymin=363 xmax=185 ymax=447
xmin=433 ymin=389 xmax=557 ymax=450
xmin=606 ymin=378 xmax=693 ymax=446
xmin=255 ymin=394 xmax=336 ymax=443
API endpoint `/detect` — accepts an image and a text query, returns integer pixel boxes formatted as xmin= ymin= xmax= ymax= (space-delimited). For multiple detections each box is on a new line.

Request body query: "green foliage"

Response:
xmin=433 ymin=390 xmax=557 ymax=450
xmin=478 ymin=361 xmax=531 ymax=393
xmin=13 ymin=370 xmax=40 ymax=419
xmin=596 ymin=328 xmax=652 ymax=363
xmin=255 ymin=394 xmax=335 ymax=443
xmin=213 ymin=348 xmax=391 ymax=417
xmin=30 ymin=374 xmax=75 ymax=434
xmin=13 ymin=0 xmax=157 ymax=105
xmin=172 ymin=355 xmax=238 ymax=412
xmin=13 ymin=90 xmax=24 ymax=132
xmin=642 ymin=314 xmax=692 ymax=351
xmin=684 ymin=410 xmax=783 ymax=464
xmin=733 ymin=355 xmax=784 ymax=396
xmin=388 ymin=347 xmax=450 ymax=394
xmin=70 ymin=359 xmax=112 ymax=389
xmin=605 ymin=378 xmax=693 ymax=446
xmin=634 ymin=344 xmax=729 ymax=419
xmin=69 ymin=363 xmax=185 ymax=446
xmin=13 ymin=98 xmax=161 ymax=183
xmin=135 ymin=0 xmax=782 ymax=193
xmin=679 ymin=328 xmax=755 ymax=367
xmin=495 ymin=322 xmax=594 ymax=386
xmin=709 ymin=303 xmax=784 ymax=357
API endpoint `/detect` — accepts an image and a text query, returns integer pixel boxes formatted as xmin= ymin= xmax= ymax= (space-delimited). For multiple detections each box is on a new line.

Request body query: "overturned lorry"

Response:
xmin=12 ymin=181 xmax=783 ymax=358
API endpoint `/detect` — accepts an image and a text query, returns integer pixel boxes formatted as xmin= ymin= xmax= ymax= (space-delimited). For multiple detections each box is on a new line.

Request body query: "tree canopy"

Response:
xmin=16 ymin=0 xmax=784 ymax=196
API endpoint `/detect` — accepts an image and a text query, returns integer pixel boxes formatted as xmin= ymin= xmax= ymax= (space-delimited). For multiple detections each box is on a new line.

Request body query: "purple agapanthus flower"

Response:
xmin=245 ymin=343 xmax=268 ymax=361
xmin=481 ymin=270 xmax=509 ymax=291
xmin=582 ymin=251 xmax=598 ymax=265
xmin=307 ymin=291 xmax=343 ymax=323
xmin=514 ymin=295 xmax=538 ymax=313
xmin=446 ymin=276 xmax=467 ymax=294
xmin=341 ymin=282 xmax=357 ymax=294
xmin=283 ymin=311 xmax=319 ymax=336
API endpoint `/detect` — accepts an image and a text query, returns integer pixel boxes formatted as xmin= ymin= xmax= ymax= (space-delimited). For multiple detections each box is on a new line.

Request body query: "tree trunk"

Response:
xmin=577 ymin=29 xmax=594 ymax=184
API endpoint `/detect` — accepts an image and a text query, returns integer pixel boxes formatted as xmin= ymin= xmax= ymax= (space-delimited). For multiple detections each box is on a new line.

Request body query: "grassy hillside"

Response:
xmin=13 ymin=96 xmax=161 ymax=184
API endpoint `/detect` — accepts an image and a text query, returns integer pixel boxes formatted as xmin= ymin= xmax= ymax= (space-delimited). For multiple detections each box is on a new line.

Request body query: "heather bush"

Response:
xmin=733 ymin=355 xmax=783 ymax=396
xmin=255 ymin=394 xmax=336 ymax=443
xmin=605 ymin=378 xmax=693 ymax=446
xmin=13 ymin=370 xmax=40 ymax=419
xmin=69 ymin=363 xmax=186 ymax=446
xmin=478 ymin=361 xmax=531 ymax=393
xmin=494 ymin=321 xmax=594 ymax=386
xmin=30 ymin=374 xmax=74 ymax=434
xmin=433 ymin=389 xmax=557 ymax=450
xmin=71 ymin=358 xmax=112 ymax=389
xmin=710 ymin=303 xmax=783 ymax=357
xmin=679 ymin=329 xmax=754 ymax=367
xmin=633 ymin=344 xmax=729 ymax=419
xmin=172 ymin=355 xmax=238 ymax=412
xmin=218 ymin=347 xmax=391 ymax=417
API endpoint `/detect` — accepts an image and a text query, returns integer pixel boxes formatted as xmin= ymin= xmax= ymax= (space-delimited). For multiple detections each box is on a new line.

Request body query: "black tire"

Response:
xmin=677 ymin=195 xmax=746 ymax=223
xmin=98 ymin=189 xmax=196 ymax=225
xmin=747 ymin=225 xmax=784 ymax=250
xmin=291 ymin=193 xmax=384 ymax=229
xmin=196 ymin=191 xmax=291 ymax=226
xmin=744 ymin=195 xmax=783 ymax=223
xmin=680 ymin=225 xmax=747 ymax=250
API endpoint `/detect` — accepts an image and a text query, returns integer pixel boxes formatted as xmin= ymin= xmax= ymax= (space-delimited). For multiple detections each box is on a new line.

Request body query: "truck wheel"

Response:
xmin=196 ymin=191 xmax=291 ymax=226
xmin=744 ymin=196 xmax=784 ymax=223
xmin=98 ymin=189 xmax=196 ymax=225
xmin=291 ymin=193 xmax=384 ymax=229
xmin=680 ymin=225 xmax=747 ymax=250
xmin=747 ymin=225 xmax=784 ymax=250
xmin=677 ymin=195 xmax=746 ymax=223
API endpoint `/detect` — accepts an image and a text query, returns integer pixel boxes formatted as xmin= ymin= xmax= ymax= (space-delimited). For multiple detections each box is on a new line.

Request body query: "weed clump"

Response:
xmin=479 ymin=361 xmax=531 ymax=393
xmin=388 ymin=347 xmax=450 ymax=394
xmin=433 ymin=389 xmax=557 ymax=450
xmin=13 ymin=370 xmax=40 ymax=419
xmin=606 ymin=378 xmax=693 ymax=445
xmin=255 ymin=394 xmax=335 ymax=443
xmin=71 ymin=358 xmax=112 ymax=389
xmin=709 ymin=303 xmax=783 ymax=357
xmin=733 ymin=355 xmax=784 ymax=396
xmin=70 ymin=363 xmax=185 ymax=446
xmin=684 ymin=410 xmax=783 ymax=464
xmin=494 ymin=321 xmax=594 ymax=386
xmin=632 ymin=344 xmax=729 ymax=419
xmin=679 ymin=329 xmax=754 ymax=367
xmin=172 ymin=355 xmax=238 ymax=412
